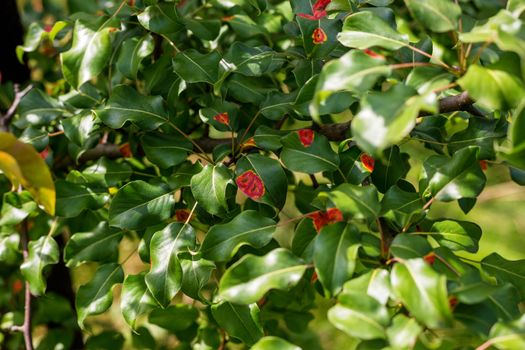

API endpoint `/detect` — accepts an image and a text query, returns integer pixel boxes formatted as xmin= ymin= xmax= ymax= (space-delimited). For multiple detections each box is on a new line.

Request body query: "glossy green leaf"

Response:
xmin=280 ymin=131 xmax=340 ymax=173
xmin=172 ymin=50 xmax=221 ymax=84
xmin=55 ymin=180 xmax=108 ymax=217
xmin=448 ymin=117 xmax=507 ymax=160
xmin=429 ymin=220 xmax=481 ymax=253
xmin=180 ymin=257 xmax=215 ymax=301
xmin=251 ymin=336 xmax=302 ymax=350
xmin=145 ymin=222 xmax=196 ymax=307
xmin=0 ymin=191 xmax=37 ymax=226
xmin=200 ymin=210 xmax=276 ymax=262
xmin=219 ymin=248 xmax=307 ymax=304
xmin=320 ymin=183 xmax=380 ymax=220
xmin=137 ymin=3 xmax=184 ymax=34
xmin=16 ymin=89 xmax=66 ymax=128
xmin=116 ymin=34 xmax=155 ymax=79
xmin=61 ymin=111 xmax=98 ymax=147
xmin=380 ymin=186 xmax=424 ymax=231
xmin=390 ymin=234 xmax=432 ymax=259
xmin=386 ymin=314 xmax=422 ymax=349
xmin=338 ymin=11 xmax=408 ymax=50
xmin=391 ymin=259 xmax=453 ymax=328
xmin=486 ymin=315 xmax=525 ymax=350
xmin=481 ymin=253 xmax=525 ymax=299
xmin=95 ymin=85 xmax=169 ymax=131
xmin=183 ymin=18 xmax=221 ymax=40
xmin=109 ymin=180 xmax=174 ymax=230
xmin=82 ymin=158 xmax=132 ymax=187
xmin=20 ymin=235 xmax=60 ymax=295
xmin=371 ymin=147 xmax=411 ymax=193
xmin=149 ymin=304 xmax=199 ymax=332
xmin=312 ymin=50 xmax=390 ymax=117
xmin=61 ymin=17 xmax=114 ymax=88
xmin=190 ymin=164 xmax=233 ymax=216
xmin=458 ymin=65 xmax=525 ymax=110
xmin=352 ymin=85 xmax=428 ymax=157
xmin=120 ymin=273 xmax=158 ymax=329
xmin=291 ymin=218 xmax=317 ymax=262
xmin=404 ymin=0 xmax=461 ymax=32
xmin=328 ymin=291 xmax=389 ymax=340
xmin=419 ymin=146 xmax=486 ymax=202
xmin=141 ymin=132 xmax=192 ymax=169
xmin=223 ymin=42 xmax=284 ymax=77
xmin=64 ymin=222 xmax=123 ymax=267
xmin=236 ymin=154 xmax=287 ymax=209
xmin=76 ymin=263 xmax=124 ymax=328
xmin=211 ymin=301 xmax=263 ymax=346
xmin=314 ymin=223 xmax=360 ymax=296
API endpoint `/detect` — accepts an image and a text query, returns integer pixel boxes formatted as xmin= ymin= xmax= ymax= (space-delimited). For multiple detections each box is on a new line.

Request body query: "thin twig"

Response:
xmin=20 ymin=219 xmax=34 ymax=350
xmin=0 ymin=84 xmax=33 ymax=131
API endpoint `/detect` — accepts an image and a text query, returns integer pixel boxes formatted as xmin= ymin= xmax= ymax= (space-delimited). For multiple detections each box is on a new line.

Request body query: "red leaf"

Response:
xmin=39 ymin=146 xmax=49 ymax=159
xmin=360 ymin=153 xmax=375 ymax=172
xmin=236 ymin=170 xmax=265 ymax=200
xmin=312 ymin=28 xmax=328 ymax=45
xmin=449 ymin=296 xmax=458 ymax=309
xmin=175 ymin=209 xmax=191 ymax=222
xmin=313 ymin=0 xmax=331 ymax=11
xmin=308 ymin=208 xmax=344 ymax=232
xmin=479 ymin=160 xmax=488 ymax=171
xmin=297 ymin=129 xmax=314 ymax=147
xmin=213 ymin=112 xmax=230 ymax=126
xmin=298 ymin=13 xmax=320 ymax=20
xmin=424 ymin=253 xmax=436 ymax=265
xmin=119 ymin=143 xmax=133 ymax=158
xmin=298 ymin=0 xmax=330 ymax=20
xmin=363 ymin=49 xmax=385 ymax=59
xmin=44 ymin=24 xmax=53 ymax=33
xmin=12 ymin=279 xmax=23 ymax=294
xmin=311 ymin=271 xmax=318 ymax=283
xmin=240 ymin=137 xmax=257 ymax=152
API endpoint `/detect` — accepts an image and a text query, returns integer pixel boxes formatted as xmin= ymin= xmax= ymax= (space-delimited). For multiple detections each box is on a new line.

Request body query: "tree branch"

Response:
xmin=0 ymin=84 xmax=33 ymax=131
xmin=70 ymin=92 xmax=480 ymax=163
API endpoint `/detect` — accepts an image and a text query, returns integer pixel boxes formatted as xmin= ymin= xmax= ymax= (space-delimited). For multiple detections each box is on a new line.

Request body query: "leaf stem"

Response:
xmin=434 ymin=253 xmax=461 ymax=277
xmin=422 ymin=197 xmax=435 ymax=211
xmin=406 ymin=44 xmax=452 ymax=70
xmin=167 ymin=121 xmax=214 ymax=163
xmin=237 ymin=111 xmax=261 ymax=151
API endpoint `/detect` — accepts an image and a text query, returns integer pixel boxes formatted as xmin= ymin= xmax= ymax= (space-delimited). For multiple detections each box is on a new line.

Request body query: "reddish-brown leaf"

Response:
xmin=175 ymin=209 xmax=191 ymax=222
xmin=297 ymin=129 xmax=314 ymax=147
xmin=308 ymin=208 xmax=344 ymax=232
xmin=360 ymin=153 xmax=375 ymax=172
xmin=213 ymin=112 xmax=230 ymax=126
xmin=312 ymin=28 xmax=328 ymax=45
xmin=236 ymin=170 xmax=265 ymax=200
xmin=119 ymin=143 xmax=133 ymax=158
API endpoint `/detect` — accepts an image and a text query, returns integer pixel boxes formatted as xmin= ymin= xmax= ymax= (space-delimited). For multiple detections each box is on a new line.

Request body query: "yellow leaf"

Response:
xmin=0 ymin=132 xmax=55 ymax=215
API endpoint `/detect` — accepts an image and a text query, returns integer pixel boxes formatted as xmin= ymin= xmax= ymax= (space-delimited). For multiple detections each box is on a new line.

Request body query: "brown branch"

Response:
xmin=68 ymin=92 xmax=482 ymax=164
xmin=0 ymin=84 xmax=33 ymax=131
xmin=20 ymin=219 xmax=34 ymax=350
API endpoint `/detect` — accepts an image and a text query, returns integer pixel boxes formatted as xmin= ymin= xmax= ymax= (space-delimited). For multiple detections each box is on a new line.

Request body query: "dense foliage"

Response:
xmin=1 ymin=0 xmax=525 ymax=349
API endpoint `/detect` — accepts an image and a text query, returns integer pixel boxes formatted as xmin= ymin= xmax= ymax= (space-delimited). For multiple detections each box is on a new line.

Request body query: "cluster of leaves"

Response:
xmin=2 ymin=0 xmax=525 ymax=349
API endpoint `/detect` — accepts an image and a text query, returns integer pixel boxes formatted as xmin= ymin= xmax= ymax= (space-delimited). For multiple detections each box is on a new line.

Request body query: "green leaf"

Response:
xmin=380 ymin=186 xmax=424 ymax=231
xmin=390 ymin=234 xmax=432 ymax=259
xmin=61 ymin=17 xmax=114 ymax=88
xmin=236 ymin=154 xmax=287 ymax=209
xmin=190 ymin=164 xmax=233 ymax=216
xmin=0 ymin=191 xmax=37 ymax=226
xmin=419 ymin=146 xmax=486 ymax=201
xmin=371 ymin=146 xmax=411 ymax=193
xmin=487 ymin=315 xmax=525 ymax=350
xmin=16 ymin=22 xmax=45 ymax=62
xmin=109 ymin=180 xmax=174 ymax=230
xmin=137 ymin=3 xmax=184 ymax=34
xmin=64 ymin=222 xmax=123 ymax=267
xmin=448 ymin=117 xmax=507 ymax=160
xmin=149 ymin=304 xmax=199 ymax=332
xmin=183 ymin=18 xmax=221 ymax=40
xmin=211 ymin=302 xmax=263 ymax=346
xmin=314 ymin=223 xmax=360 ymax=296
xmin=500 ymin=104 xmax=525 ymax=170
xmin=291 ymin=218 xmax=317 ymax=262
xmin=458 ymin=65 xmax=525 ymax=110
xmin=430 ymin=220 xmax=481 ymax=253
xmin=200 ymin=210 xmax=276 ymax=262
xmin=219 ymin=248 xmax=307 ymax=304
xmin=94 ymin=85 xmax=169 ymax=131
xmin=328 ymin=291 xmax=389 ymax=340
xmin=404 ymin=0 xmax=461 ymax=32
xmin=280 ymin=131 xmax=340 ymax=173
xmin=386 ymin=314 xmax=422 ymax=349
xmin=20 ymin=235 xmax=60 ymax=295
xmin=82 ymin=158 xmax=132 ymax=187
xmin=172 ymin=50 xmax=222 ymax=84
xmin=222 ymin=42 xmax=284 ymax=77
xmin=251 ymin=336 xmax=302 ymax=350
xmin=120 ymin=273 xmax=159 ymax=329
xmin=391 ymin=258 xmax=453 ymax=328
xmin=141 ymin=132 xmax=192 ymax=169
xmin=320 ymin=183 xmax=380 ymax=221
xmin=145 ymin=222 xmax=197 ymax=307
xmin=61 ymin=111 xmax=98 ymax=147
xmin=338 ymin=11 xmax=408 ymax=50
xmin=55 ymin=180 xmax=108 ymax=218
xmin=76 ymin=263 xmax=124 ymax=328
xmin=116 ymin=34 xmax=155 ymax=80
xmin=352 ymin=85 xmax=428 ymax=157
xmin=180 ymin=257 xmax=215 ymax=301
xmin=0 ymin=132 xmax=55 ymax=215
xmin=311 ymin=50 xmax=390 ymax=117
xmin=481 ymin=253 xmax=525 ymax=299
